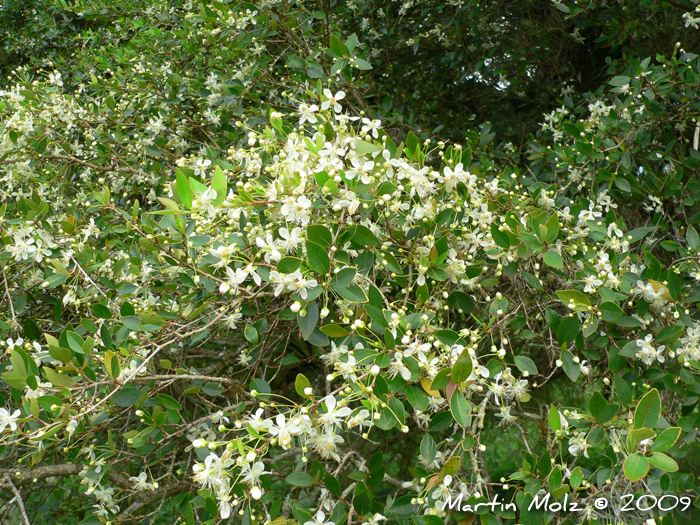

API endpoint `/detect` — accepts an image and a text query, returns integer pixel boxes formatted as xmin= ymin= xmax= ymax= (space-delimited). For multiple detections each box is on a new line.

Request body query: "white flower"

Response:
xmin=311 ymin=429 xmax=344 ymax=460
xmin=192 ymin=188 xmax=218 ymax=217
xmin=277 ymin=227 xmax=303 ymax=252
xmin=321 ymin=89 xmax=345 ymax=113
xmin=289 ymin=270 xmax=318 ymax=300
xmin=245 ymin=408 xmax=272 ymax=432
xmin=219 ymin=266 xmax=247 ymax=295
xmin=49 ymin=72 xmax=63 ymax=86
xmin=334 ymin=191 xmax=361 ymax=214
xmin=7 ymin=235 xmax=36 ymax=261
xmin=346 ymin=409 xmax=371 ymax=430
xmin=635 ymin=334 xmax=665 ymax=365
xmin=568 ymin=432 xmax=590 ymax=458
xmin=441 ymin=163 xmax=472 ymax=192
xmin=345 ymin=156 xmax=374 ymax=184
xmin=495 ymin=405 xmax=517 ymax=426
xmin=241 ymin=461 xmax=270 ymax=485
xmin=318 ymin=395 xmax=352 ymax=429
xmin=388 ymin=353 xmax=411 ymax=381
xmin=211 ymin=411 xmax=229 ymax=424
xmin=269 ymin=414 xmax=301 ymax=448
xmin=361 ymin=118 xmax=381 ymax=138
xmin=129 ymin=472 xmax=155 ymax=491
xmin=280 ymin=195 xmax=313 ymax=225
xmin=579 ymin=360 xmax=590 ymax=376
xmin=305 ymin=510 xmax=336 ymax=525
xmin=256 ymin=233 xmax=283 ymax=263
xmin=582 ymin=274 xmax=603 ymax=293
xmin=298 ymin=103 xmax=319 ymax=125
xmin=0 ymin=408 xmax=21 ymax=432
xmin=224 ymin=312 xmax=243 ymax=329
xmin=193 ymin=158 xmax=212 ymax=176
xmin=6 ymin=338 xmax=24 ymax=351
xmin=362 ymin=514 xmax=387 ymax=525
xmin=269 ymin=270 xmax=292 ymax=296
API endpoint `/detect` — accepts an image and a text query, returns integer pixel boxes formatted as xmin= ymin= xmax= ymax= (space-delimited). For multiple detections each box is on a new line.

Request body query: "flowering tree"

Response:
xmin=1 ymin=1 xmax=700 ymax=525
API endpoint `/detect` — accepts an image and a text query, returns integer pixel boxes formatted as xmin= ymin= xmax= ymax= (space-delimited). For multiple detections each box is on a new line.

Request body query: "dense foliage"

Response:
xmin=1 ymin=1 xmax=700 ymax=524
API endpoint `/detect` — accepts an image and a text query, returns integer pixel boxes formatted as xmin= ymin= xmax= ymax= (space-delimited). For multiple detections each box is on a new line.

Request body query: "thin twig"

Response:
xmin=0 ymin=475 xmax=31 ymax=525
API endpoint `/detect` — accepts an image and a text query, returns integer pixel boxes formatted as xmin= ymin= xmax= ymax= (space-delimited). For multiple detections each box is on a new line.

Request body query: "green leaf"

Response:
xmin=652 ymin=427 xmax=681 ymax=452
xmin=581 ymin=314 xmax=598 ymax=337
xmin=211 ymin=166 xmax=228 ymax=206
xmin=92 ymin=304 xmax=112 ymax=319
xmin=295 ymin=373 xmax=311 ymax=397
xmin=353 ymin=57 xmax=372 ymax=70
xmin=330 ymin=268 xmax=356 ymax=289
xmin=555 ymin=290 xmax=591 ymax=311
xmin=286 ymin=472 xmax=315 ymax=487
xmin=589 ymin=391 xmax=607 ymax=418
xmin=250 ymin=378 xmax=272 ymax=400
xmin=112 ymin=387 xmax=143 ymax=407
xmin=610 ymin=75 xmax=631 ymax=86
xmin=623 ymin=453 xmax=649 ymax=482
xmin=23 ymin=319 xmax=41 ymax=340
xmin=278 ymin=257 xmax=302 ymax=274
xmin=614 ymin=375 xmax=632 ymax=407
xmin=548 ymin=406 xmax=561 ymax=432
xmin=66 ymin=331 xmax=86 ymax=354
xmin=406 ymin=386 xmax=429 ymax=410
xmin=514 ymin=356 xmax=537 ymax=376
xmin=561 ymin=350 xmax=580 ymax=382
xmin=176 ymin=168 xmax=193 ymax=209
xmin=614 ymin=178 xmax=631 ymax=192
xmin=451 ymin=349 xmax=473 ymax=383
xmin=379 ymin=251 xmax=403 ymax=275
xmin=521 ymin=232 xmax=544 ymax=252
xmin=333 ymin=283 xmax=368 ymax=303
xmin=298 ymin=302 xmax=319 ymax=341
xmin=599 ymin=302 xmax=623 ymax=322
xmin=441 ymin=456 xmax=460 ymax=477
xmin=431 ymin=368 xmax=451 ymax=390
xmin=557 ymin=316 xmax=579 ymax=346
xmin=329 ymin=34 xmax=348 ymax=56
xmin=420 ymin=434 xmax=437 ymax=464
xmin=543 ymin=250 xmax=563 ymax=269
xmin=244 ymin=324 xmax=259 ymax=344
xmin=647 ymin=452 xmax=678 ymax=473
xmin=545 ymin=214 xmax=560 ymax=243
xmin=634 ymin=388 xmax=660 ymax=429
xmin=491 ymin=223 xmax=510 ymax=249
xmin=656 ymin=325 xmax=684 ymax=345
xmin=157 ymin=394 xmax=182 ymax=411
xmin=49 ymin=345 xmax=71 ymax=364
xmin=626 ymin=227 xmax=654 ymax=243
xmin=351 ymin=225 xmax=381 ymax=245
xmin=307 ymin=225 xmax=333 ymax=248
xmin=345 ymin=33 xmax=358 ymax=54
xmin=306 ymin=241 xmax=330 ymax=274
xmin=687 ymin=225 xmax=700 ymax=251
xmin=325 ymin=472 xmax=341 ymax=497
xmin=449 ymin=391 xmax=471 ymax=428
xmin=320 ymin=324 xmax=350 ymax=338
